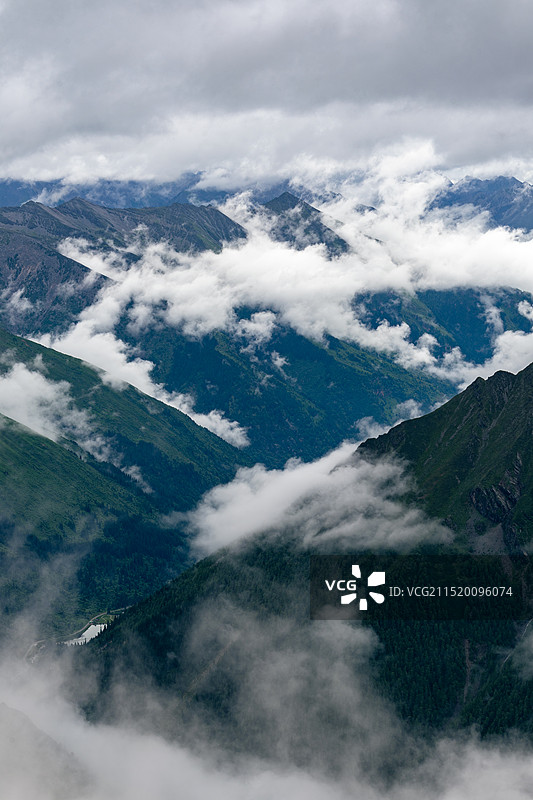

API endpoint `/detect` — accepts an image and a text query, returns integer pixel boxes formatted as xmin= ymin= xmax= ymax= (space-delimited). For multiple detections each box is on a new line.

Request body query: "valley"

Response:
xmin=2 ymin=173 xmax=533 ymax=794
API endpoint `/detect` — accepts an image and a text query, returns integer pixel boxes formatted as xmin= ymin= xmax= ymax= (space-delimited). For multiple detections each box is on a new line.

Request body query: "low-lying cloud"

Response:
xmin=38 ymin=164 xmax=533 ymax=406
xmin=0 ymin=360 xmax=150 ymax=487
xmin=2 ymin=578 xmax=533 ymax=799
xmin=0 ymin=360 xmax=106 ymax=453
xmin=187 ymin=441 xmax=451 ymax=555
xmin=38 ymin=321 xmax=249 ymax=448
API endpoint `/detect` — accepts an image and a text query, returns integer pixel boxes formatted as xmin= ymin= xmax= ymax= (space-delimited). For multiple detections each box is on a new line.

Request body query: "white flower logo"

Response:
xmin=340 ymin=564 xmax=386 ymax=610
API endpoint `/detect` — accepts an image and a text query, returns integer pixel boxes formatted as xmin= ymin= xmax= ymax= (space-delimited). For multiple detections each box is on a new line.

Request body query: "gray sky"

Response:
xmin=2 ymin=0 xmax=533 ymax=183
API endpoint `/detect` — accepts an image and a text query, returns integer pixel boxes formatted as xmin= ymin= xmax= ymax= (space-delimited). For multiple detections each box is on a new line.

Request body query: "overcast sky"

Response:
xmin=1 ymin=0 xmax=533 ymax=185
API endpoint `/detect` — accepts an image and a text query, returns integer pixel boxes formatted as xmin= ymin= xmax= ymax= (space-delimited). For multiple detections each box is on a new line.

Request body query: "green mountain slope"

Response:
xmin=359 ymin=362 xmax=533 ymax=548
xmin=69 ymin=365 xmax=533 ymax=748
xmin=0 ymin=413 xmax=158 ymax=632
xmin=0 ymin=414 xmax=147 ymax=539
xmin=132 ymin=324 xmax=453 ymax=467
xmin=354 ymin=363 xmax=533 ymax=737
xmin=0 ymin=326 xmax=244 ymax=510
xmin=0 ymin=327 xmax=248 ymax=632
xmin=70 ymin=538 xmax=524 ymax=750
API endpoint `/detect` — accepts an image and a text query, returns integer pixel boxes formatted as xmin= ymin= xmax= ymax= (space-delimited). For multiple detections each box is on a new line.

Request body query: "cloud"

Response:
xmin=236 ymin=311 xmax=278 ymax=350
xmin=426 ymin=329 xmax=533 ymax=389
xmin=0 ymin=647 xmax=361 ymax=799
xmin=2 ymin=2 xmax=533 ymax=181
xmin=1 ymin=287 xmax=33 ymax=313
xmin=44 ymin=169 xmax=533 ymax=397
xmin=38 ymin=321 xmax=250 ymax=449
xmin=355 ymin=398 xmax=429 ymax=440
xmin=3 ymin=571 xmax=533 ymax=799
xmin=0 ymin=361 xmax=100 ymax=445
xmin=54 ymin=205 xmax=440 ymax=377
xmin=0 ymin=362 xmax=151 ymax=489
xmin=187 ymin=441 xmax=451 ymax=555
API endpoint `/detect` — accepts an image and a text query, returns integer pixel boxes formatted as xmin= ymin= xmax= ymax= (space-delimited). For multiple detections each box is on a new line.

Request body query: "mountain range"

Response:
xmin=0 ymin=324 xmax=248 ymax=634
xmin=360 ymin=362 xmax=533 ymax=551
xmin=69 ymin=360 xmax=533 ymax=747
xmin=2 ymin=178 xmax=533 ymax=760
xmin=2 ymin=185 xmax=533 ymax=628
xmin=431 ymin=175 xmax=533 ymax=230
xmin=1 ymin=191 xmax=531 ymax=467
xmin=4 ymin=172 xmax=533 ymax=228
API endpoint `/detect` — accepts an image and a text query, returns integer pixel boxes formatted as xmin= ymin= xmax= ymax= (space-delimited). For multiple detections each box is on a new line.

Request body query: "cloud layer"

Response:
xmin=187 ymin=441 xmax=451 ymax=554
xmin=2 ymin=569 xmax=533 ymax=800
xmin=2 ymin=1 xmax=533 ymax=182
xmin=0 ymin=359 xmax=109 ymax=455
xmin=36 ymin=166 xmax=533 ymax=411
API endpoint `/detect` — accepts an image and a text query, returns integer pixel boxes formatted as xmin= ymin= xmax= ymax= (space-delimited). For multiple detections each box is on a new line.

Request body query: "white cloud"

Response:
xmin=518 ymin=300 xmax=533 ymax=323
xmin=236 ymin=311 xmax=278 ymax=349
xmin=0 ymin=362 xmax=152 ymax=488
xmin=355 ymin=398 xmax=428 ymax=441
xmin=47 ymin=163 xmax=533 ymax=394
xmin=1 ymin=287 xmax=33 ymax=313
xmin=38 ymin=322 xmax=250 ymax=448
xmin=0 ymin=362 xmax=100 ymax=447
xmin=426 ymin=329 xmax=533 ymax=389
xmin=52 ymin=207 xmax=445 ymax=379
xmin=0 ymin=665 xmax=361 ymax=800
xmin=3 ymin=2 xmax=533 ymax=182
xmin=2 ymin=580 xmax=533 ymax=800
xmin=187 ymin=441 xmax=450 ymax=555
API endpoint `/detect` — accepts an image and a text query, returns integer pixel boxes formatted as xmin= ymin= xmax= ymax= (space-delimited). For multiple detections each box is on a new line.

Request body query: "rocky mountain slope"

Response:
xmin=359 ymin=361 xmax=533 ymax=551
xmin=431 ymin=175 xmax=533 ymax=230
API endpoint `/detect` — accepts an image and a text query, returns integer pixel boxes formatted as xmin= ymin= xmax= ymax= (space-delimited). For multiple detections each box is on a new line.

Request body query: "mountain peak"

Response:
xmin=359 ymin=360 xmax=533 ymax=549
xmin=56 ymin=196 xmax=102 ymax=211
xmin=263 ymin=191 xmax=303 ymax=213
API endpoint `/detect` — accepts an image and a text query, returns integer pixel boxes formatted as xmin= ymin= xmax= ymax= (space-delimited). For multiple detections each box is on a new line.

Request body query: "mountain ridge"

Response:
xmin=431 ymin=175 xmax=533 ymax=229
xmin=68 ymin=360 xmax=533 ymax=745
xmin=0 ymin=325 xmax=249 ymax=632
xmin=359 ymin=361 xmax=533 ymax=550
